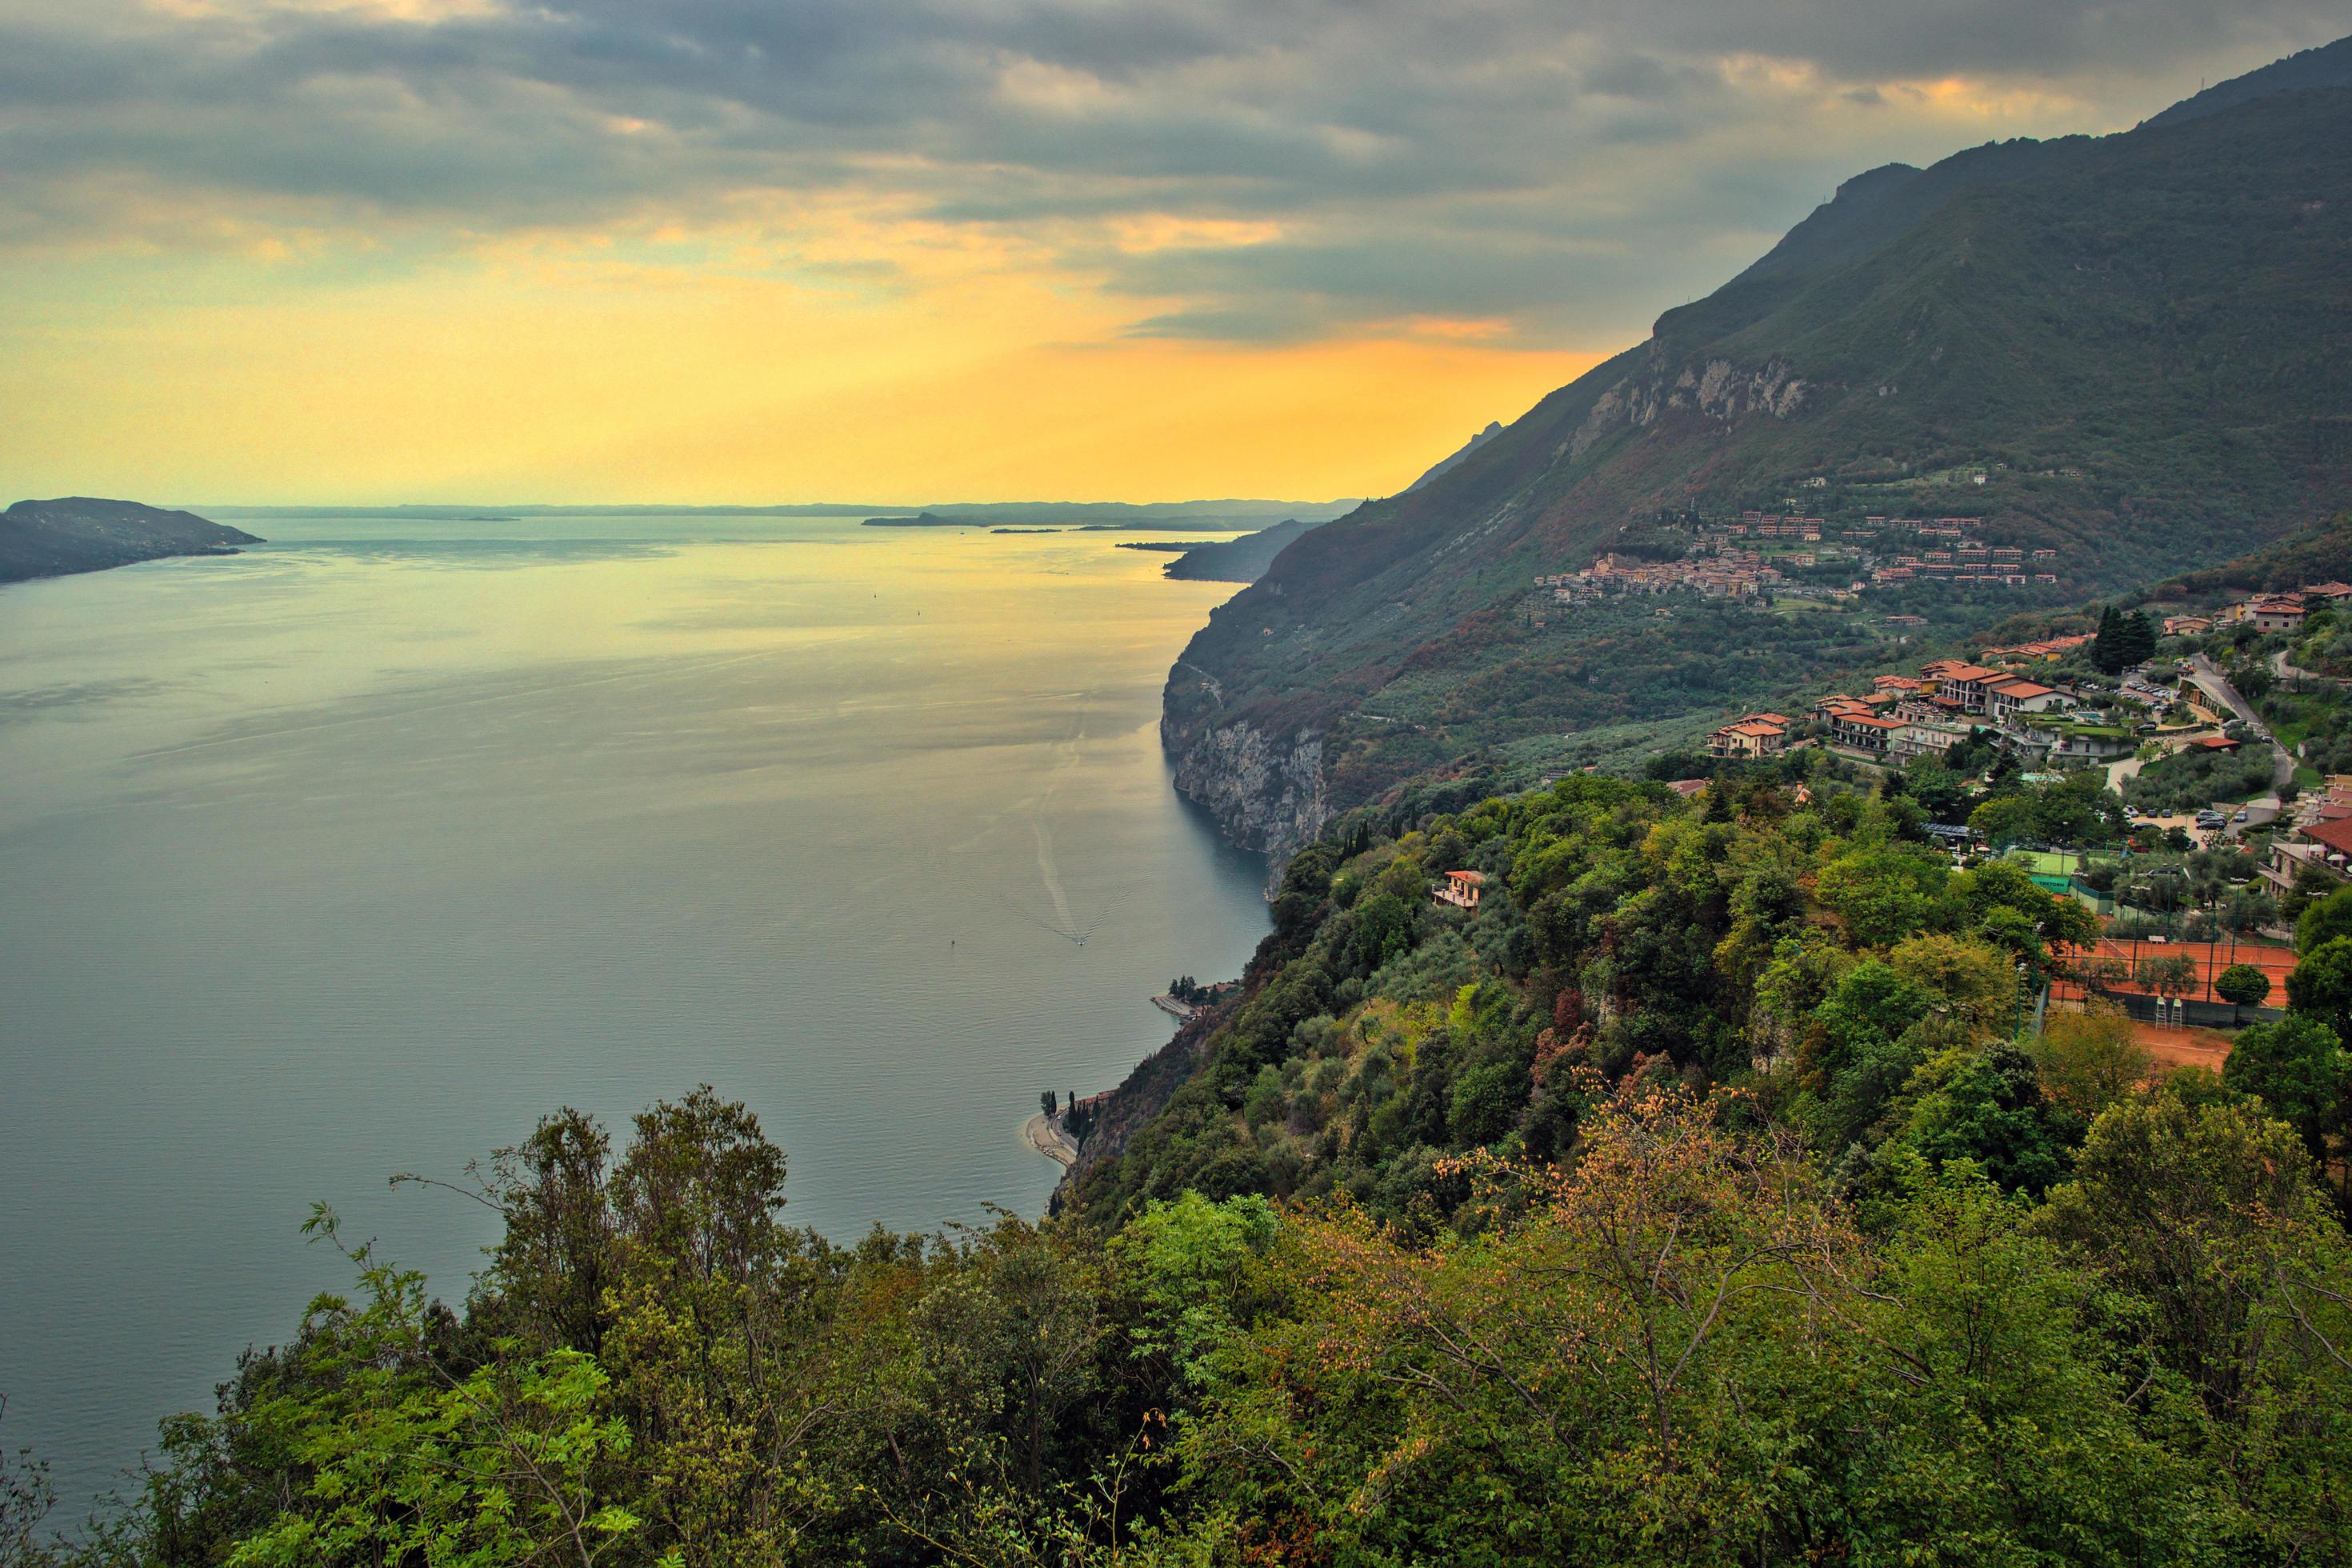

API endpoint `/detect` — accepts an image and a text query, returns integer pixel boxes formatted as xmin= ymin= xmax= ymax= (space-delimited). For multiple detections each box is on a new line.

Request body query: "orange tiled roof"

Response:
xmin=2304 ymin=818 xmax=2352 ymax=857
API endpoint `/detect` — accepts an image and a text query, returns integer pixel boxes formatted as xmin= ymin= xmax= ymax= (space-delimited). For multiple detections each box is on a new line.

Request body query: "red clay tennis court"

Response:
xmin=2049 ymin=934 xmax=2298 ymax=1006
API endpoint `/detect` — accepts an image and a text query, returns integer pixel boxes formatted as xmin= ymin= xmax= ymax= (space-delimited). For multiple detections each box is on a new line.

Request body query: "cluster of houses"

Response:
xmin=1863 ymin=520 xmax=2060 ymax=586
xmin=2162 ymin=581 xmax=2352 ymax=639
xmin=1538 ymin=551 xmax=1786 ymax=603
xmin=1707 ymin=644 xmax=2170 ymax=766
xmin=1534 ymin=511 xmax=2070 ymax=614
xmin=1870 ymin=553 xmax=2059 ymax=588
xmin=1718 ymin=512 xmax=1826 ymax=539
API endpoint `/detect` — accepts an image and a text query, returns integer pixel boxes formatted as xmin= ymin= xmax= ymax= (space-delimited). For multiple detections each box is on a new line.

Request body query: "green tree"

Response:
xmin=2033 ymin=1004 xmax=2152 ymax=1122
xmin=1888 ymin=934 xmax=2018 ymax=1034
xmin=1106 ymin=1191 xmax=1278 ymax=1390
xmin=2222 ymin=1013 xmax=2349 ymax=1162
xmin=2035 ymin=1090 xmax=2352 ymax=1534
xmin=2135 ymin=954 xmax=2198 ymax=1005
xmin=2213 ymin=962 xmax=2272 ymax=1022
xmin=1907 ymin=1042 xmax=2076 ymax=1195
xmin=2286 ymin=937 xmax=2352 ymax=1041
xmin=228 ymin=1211 xmax=642 ymax=1568
xmin=1815 ymin=845 xmax=1947 ymax=949
xmin=2296 ymin=886 xmax=2352 ymax=953
xmin=2281 ymin=862 xmax=2338 ymax=923
xmin=2092 ymin=605 xmax=2126 ymax=674
xmin=1904 ymin=756 xmax=1971 ymax=819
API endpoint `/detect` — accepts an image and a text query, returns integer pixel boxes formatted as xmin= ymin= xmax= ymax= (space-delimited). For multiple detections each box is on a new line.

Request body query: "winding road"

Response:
xmin=2186 ymin=653 xmax=2294 ymax=798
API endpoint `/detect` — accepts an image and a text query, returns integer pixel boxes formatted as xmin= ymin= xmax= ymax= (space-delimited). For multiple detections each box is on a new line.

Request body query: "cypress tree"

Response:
xmin=2092 ymin=606 xmax=2125 ymax=673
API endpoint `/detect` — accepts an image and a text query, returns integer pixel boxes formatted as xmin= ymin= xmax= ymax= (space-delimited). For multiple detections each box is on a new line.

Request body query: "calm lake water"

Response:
xmin=0 ymin=514 xmax=1269 ymax=1511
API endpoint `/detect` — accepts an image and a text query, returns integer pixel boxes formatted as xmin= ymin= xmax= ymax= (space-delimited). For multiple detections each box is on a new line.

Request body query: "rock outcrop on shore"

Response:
xmin=1160 ymin=667 xmax=1329 ymax=881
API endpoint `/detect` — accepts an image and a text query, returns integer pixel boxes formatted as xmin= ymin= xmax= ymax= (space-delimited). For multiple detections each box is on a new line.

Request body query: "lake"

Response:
xmin=0 ymin=514 xmax=1270 ymax=1512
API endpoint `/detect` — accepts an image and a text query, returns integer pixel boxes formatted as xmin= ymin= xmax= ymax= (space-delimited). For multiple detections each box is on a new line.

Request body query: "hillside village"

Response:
xmin=1535 ymin=511 xmax=2065 ymax=607
xmin=1680 ymin=575 xmax=2352 ymax=1012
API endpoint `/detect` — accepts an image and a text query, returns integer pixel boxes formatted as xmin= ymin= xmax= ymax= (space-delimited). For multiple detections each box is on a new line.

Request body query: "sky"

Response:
xmin=2 ymin=0 xmax=2346 ymax=505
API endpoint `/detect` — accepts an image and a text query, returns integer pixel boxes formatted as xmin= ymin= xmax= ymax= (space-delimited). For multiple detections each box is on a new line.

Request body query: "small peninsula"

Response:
xmin=1 ymin=497 xmax=261 ymax=586
xmin=1154 ymin=514 xmax=1332 ymax=582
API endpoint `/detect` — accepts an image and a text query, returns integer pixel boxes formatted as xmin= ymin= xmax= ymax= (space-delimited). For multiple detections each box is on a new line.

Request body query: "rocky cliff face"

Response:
xmin=1567 ymin=354 xmax=1809 ymax=460
xmin=1163 ymin=712 xmax=1328 ymax=871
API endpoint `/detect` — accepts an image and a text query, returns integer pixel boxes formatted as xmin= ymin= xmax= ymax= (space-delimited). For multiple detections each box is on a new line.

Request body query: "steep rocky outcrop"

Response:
xmin=1164 ymin=716 xmax=1328 ymax=866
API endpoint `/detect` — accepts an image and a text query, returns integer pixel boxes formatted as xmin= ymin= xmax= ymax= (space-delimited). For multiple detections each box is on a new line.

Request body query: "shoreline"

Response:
xmin=1022 ymin=1111 xmax=1079 ymax=1167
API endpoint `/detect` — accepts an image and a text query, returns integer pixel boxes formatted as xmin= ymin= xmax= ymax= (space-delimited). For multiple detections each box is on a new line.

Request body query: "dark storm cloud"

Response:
xmin=2 ymin=0 xmax=2344 ymax=342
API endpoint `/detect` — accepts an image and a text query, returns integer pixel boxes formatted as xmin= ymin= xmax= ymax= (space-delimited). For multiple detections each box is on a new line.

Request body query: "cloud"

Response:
xmin=1 ymin=0 xmax=2346 ymax=348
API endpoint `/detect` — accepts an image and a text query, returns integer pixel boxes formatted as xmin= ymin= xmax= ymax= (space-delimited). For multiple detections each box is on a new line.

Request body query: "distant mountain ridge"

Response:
xmin=203 ymin=498 xmax=1361 ymax=523
xmin=1162 ymin=39 xmax=2352 ymax=866
xmin=1 ymin=497 xmax=261 ymax=586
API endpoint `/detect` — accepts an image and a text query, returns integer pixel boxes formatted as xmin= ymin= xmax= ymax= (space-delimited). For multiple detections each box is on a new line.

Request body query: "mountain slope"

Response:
xmin=2142 ymin=34 xmax=2352 ymax=127
xmin=1406 ymin=421 xmax=1503 ymax=491
xmin=1163 ymin=62 xmax=2352 ymax=863
xmin=0 ymin=498 xmax=261 ymax=585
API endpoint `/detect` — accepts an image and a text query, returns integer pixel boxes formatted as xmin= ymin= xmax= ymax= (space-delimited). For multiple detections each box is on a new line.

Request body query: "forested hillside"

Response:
xmin=14 ymin=765 xmax=2352 ymax=1565
xmin=1165 ymin=60 xmax=2352 ymax=858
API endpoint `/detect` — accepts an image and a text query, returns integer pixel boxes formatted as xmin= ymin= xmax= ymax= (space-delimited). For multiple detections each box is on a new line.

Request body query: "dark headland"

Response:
xmin=0 ymin=497 xmax=261 ymax=586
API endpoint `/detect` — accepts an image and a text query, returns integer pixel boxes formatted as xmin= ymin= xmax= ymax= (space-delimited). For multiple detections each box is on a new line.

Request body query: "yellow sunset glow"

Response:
xmin=0 ymin=229 xmax=1594 ymax=504
xmin=3 ymin=0 xmax=2316 ymax=506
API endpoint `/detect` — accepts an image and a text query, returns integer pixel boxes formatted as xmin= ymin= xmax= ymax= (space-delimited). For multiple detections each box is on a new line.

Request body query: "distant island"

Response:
xmin=1 ymin=497 xmax=262 ymax=586
xmin=868 ymin=508 xmax=1353 ymax=542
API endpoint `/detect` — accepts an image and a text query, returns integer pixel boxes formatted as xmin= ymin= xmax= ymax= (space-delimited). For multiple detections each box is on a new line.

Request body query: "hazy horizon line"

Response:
xmin=146 ymin=498 xmax=1366 ymax=520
